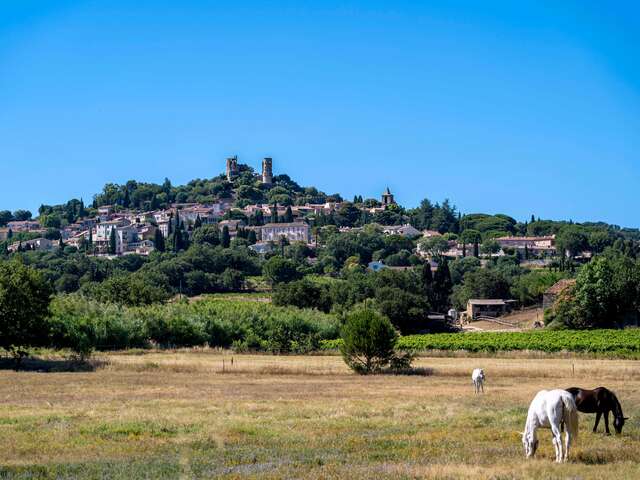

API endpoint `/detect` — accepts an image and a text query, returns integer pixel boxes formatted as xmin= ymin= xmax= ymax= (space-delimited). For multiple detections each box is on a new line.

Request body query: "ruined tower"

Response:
xmin=226 ymin=156 xmax=238 ymax=181
xmin=262 ymin=157 xmax=273 ymax=185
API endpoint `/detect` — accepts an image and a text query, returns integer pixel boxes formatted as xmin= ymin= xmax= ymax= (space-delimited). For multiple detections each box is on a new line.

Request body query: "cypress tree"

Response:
xmin=221 ymin=226 xmax=230 ymax=248
xmin=271 ymin=203 xmax=278 ymax=224
xmin=247 ymin=230 xmax=257 ymax=245
xmin=109 ymin=228 xmax=117 ymax=254
xmin=58 ymin=237 xmax=64 ymax=250
xmin=255 ymin=210 xmax=264 ymax=226
xmin=154 ymin=229 xmax=165 ymax=252
xmin=284 ymin=206 xmax=293 ymax=223
xmin=194 ymin=214 xmax=202 ymax=229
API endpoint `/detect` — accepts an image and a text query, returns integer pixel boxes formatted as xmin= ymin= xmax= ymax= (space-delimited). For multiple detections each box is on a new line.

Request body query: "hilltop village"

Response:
xmin=2 ymin=155 xmax=639 ymax=330
xmin=1 ymin=156 xmax=570 ymax=262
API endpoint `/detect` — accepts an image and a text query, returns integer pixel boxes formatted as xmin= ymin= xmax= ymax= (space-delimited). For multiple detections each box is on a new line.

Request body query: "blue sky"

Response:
xmin=1 ymin=1 xmax=639 ymax=226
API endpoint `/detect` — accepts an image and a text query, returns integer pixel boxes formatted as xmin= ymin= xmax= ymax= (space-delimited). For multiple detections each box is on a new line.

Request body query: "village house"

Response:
xmin=8 ymin=237 xmax=55 ymax=253
xmin=6 ymin=220 xmax=42 ymax=232
xmin=382 ymin=224 xmax=422 ymax=237
xmin=261 ymin=222 xmax=310 ymax=243
xmin=496 ymin=235 xmax=556 ymax=256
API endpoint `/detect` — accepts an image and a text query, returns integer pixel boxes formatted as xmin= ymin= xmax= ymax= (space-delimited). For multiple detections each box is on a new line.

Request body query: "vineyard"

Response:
xmin=321 ymin=329 xmax=640 ymax=356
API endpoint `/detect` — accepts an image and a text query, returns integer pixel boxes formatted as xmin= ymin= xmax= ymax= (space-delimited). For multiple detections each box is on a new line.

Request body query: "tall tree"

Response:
xmin=0 ymin=261 xmax=52 ymax=363
xmin=154 ymin=229 xmax=165 ymax=252
xmin=271 ymin=203 xmax=278 ymax=224
xmin=221 ymin=226 xmax=231 ymax=248
xmin=284 ymin=206 xmax=293 ymax=223
xmin=109 ymin=228 xmax=117 ymax=254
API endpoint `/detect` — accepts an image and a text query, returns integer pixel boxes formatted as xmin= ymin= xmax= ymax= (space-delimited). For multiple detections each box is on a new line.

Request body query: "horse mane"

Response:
xmin=609 ymin=389 xmax=625 ymax=418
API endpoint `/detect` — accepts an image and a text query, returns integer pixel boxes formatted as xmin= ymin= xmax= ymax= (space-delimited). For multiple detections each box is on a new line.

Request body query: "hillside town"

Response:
xmin=0 ymin=157 xmax=587 ymax=265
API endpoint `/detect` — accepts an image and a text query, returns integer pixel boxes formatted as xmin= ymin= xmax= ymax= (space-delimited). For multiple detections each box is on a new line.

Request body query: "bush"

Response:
xmin=340 ymin=308 xmax=398 ymax=374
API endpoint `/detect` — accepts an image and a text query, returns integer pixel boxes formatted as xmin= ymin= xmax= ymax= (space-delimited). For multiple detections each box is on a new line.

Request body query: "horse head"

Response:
xmin=521 ymin=431 xmax=538 ymax=458
xmin=613 ymin=415 xmax=627 ymax=434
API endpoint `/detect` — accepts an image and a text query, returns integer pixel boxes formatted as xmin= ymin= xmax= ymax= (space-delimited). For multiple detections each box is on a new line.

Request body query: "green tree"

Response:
xmin=221 ymin=226 xmax=231 ymax=248
xmin=284 ymin=206 xmax=294 ymax=223
xmin=340 ymin=308 xmax=398 ymax=374
xmin=108 ymin=228 xmax=117 ymax=255
xmin=0 ymin=261 xmax=52 ymax=361
xmin=418 ymin=236 xmax=449 ymax=258
xmin=192 ymin=224 xmax=220 ymax=246
xmin=154 ymin=229 xmax=165 ymax=252
xmin=262 ymin=256 xmax=301 ymax=285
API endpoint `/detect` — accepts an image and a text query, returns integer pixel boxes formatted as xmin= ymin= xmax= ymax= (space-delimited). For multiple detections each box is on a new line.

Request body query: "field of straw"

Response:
xmin=2 ymin=351 xmax=640 ymax=479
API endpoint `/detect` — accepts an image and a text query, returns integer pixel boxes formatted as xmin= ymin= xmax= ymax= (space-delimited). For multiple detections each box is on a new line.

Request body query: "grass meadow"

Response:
xmin=2 ymin=351 xmax=640 ymax=479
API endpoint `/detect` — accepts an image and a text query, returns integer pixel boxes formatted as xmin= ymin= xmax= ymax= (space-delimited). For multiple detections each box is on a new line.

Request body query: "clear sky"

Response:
xmin=1 ymin=1 xmax=639 ymax=226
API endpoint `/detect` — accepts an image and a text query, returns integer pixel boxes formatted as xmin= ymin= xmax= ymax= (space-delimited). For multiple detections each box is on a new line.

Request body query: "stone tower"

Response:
xmin=226 ymin=156 xmax=238 ymax=181
xmin=381 ymin=187 xmax=395 ymax=208
xmin=262 ymin=157 xmax=273 ymax=185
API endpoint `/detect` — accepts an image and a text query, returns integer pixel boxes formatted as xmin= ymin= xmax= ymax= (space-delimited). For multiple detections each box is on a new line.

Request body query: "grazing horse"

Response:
xmin=566 ymin=387 xmax=628 ymax=435
xmin=522 ymin=389 xmax=578 ymax=463
xmin=472 ymin=368 xmax=485 ymax=394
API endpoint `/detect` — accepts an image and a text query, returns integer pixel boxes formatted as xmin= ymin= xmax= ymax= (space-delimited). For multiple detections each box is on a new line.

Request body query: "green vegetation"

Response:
xmin=322 ymin=329 xmax=640 ymax=356
xmin=0 ymin=260 xmax=52 ymax=359
xmin=46 ymin=295 xmax=338 ymax=355
xmin=340 ymin=308 xmax=398 ymax=374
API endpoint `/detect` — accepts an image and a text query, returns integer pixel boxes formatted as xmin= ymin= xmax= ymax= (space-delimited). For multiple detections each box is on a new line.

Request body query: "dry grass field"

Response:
xmin=2 ymin=351 xmax=640 ymax=479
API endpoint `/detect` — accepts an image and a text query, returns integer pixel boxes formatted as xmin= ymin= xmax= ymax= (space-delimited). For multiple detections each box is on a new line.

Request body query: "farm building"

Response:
xmin=466 ymin=299 xmax=517 ymax=320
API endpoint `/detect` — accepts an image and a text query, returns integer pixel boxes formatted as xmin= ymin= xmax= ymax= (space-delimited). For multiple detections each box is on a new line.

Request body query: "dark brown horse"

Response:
xmin=566 ymin=387 xmax=628 ymax=434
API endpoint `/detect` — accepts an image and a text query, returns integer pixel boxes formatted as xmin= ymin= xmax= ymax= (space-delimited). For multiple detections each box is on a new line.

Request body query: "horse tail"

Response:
xmin=562 ymin=394 xmax=579 ymax=441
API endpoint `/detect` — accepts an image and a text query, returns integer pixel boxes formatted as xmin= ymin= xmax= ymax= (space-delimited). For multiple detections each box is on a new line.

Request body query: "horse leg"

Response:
xmin=551 ymin=426 xmax=563 ymax=462
xmin=593 ymin=412 xmax=601 ymax=433
xmin=604 ymin=410 xmax=611 ymax=435
xmin=480 ymin=381 xmax=484 ymax=393
xmin=564 ymin=429 xmax=572 ymax=462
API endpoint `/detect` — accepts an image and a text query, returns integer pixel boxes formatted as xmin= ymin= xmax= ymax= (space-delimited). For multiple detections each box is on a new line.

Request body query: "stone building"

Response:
xmin=262 ymin=157 xmax=273 ymax=185
xmin=261 ymin=222 xmax=310 ymax=243
xmin=226 ymin=156 xmax=239 ymax=181
xmin=381 ymin=187 xmax=396 ymax=208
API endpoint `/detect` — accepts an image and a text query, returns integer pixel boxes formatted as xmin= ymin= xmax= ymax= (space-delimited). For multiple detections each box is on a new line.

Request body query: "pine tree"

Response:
xmin=109 ymin=228 xmax=117 ymax=254
xmin=221 ymin=226 xmax=230 ymax=248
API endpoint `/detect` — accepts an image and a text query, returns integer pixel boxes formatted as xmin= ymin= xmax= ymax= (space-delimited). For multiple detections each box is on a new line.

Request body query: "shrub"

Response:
xmin=340 ymin=308 xmax=398 ymax=374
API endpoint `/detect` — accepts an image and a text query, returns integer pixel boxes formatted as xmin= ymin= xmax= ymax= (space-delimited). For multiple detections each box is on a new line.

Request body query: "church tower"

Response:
xmin=226 ymin=156 xmax=238 ymax=181
xmin=262 ymin=157 xmax=273 ymax=185
xmin=381 ymin=187 xmax=395 ymax=208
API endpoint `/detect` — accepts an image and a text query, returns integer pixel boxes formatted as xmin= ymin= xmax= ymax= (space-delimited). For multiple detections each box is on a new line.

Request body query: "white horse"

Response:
xmin=472 ymin=368 xmax=485 ymax=394
xmin=522 ymin=389 xmax=578 ymax=462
